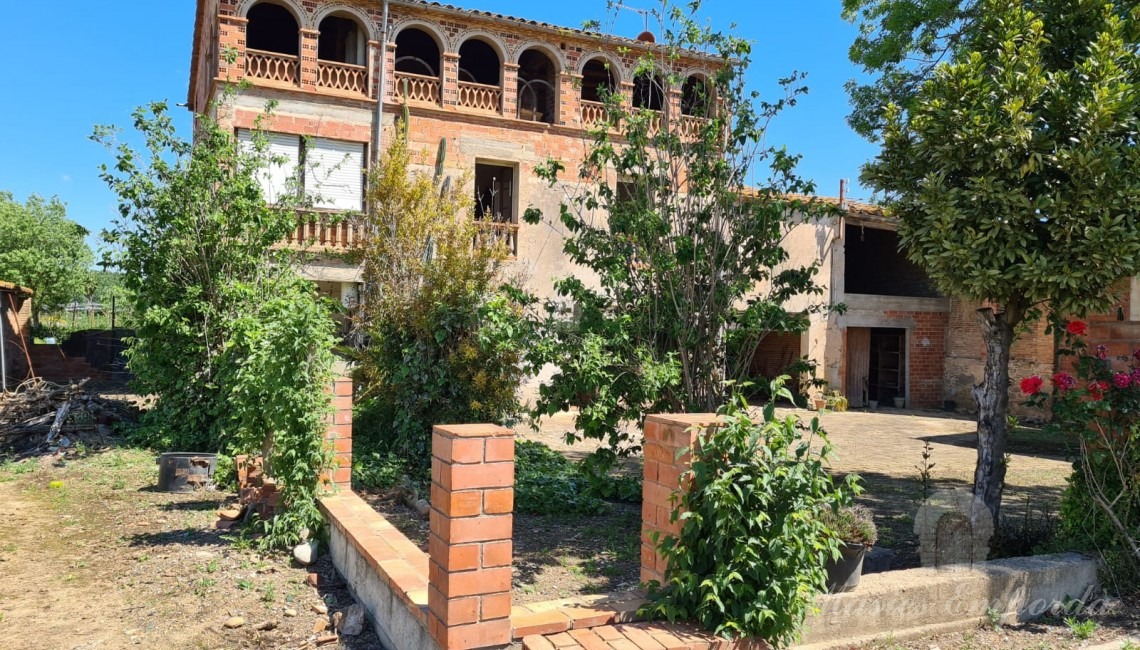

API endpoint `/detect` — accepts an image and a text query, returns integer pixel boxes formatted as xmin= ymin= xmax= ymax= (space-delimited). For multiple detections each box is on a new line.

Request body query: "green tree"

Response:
xmin=860 ymin=0 xmax=1140 ymax=521
xmin=0 ymin=192 xmax=93 ymax=325
xmin=96 ymin=102 xmax=337 ymax=547
xmin=353 ymin=128 xmax=525 ymax=474
xmin=523 ymin=0 xmax=835 ymax=467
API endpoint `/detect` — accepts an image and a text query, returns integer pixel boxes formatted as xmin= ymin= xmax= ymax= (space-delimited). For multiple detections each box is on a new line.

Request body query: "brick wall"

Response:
xmin=943 ymin=299 xmax=1054 ymax=418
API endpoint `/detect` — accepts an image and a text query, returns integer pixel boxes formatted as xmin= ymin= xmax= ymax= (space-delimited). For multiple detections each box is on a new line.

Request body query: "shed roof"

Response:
xmin=0 ymin=281 xmax=33 ymax=296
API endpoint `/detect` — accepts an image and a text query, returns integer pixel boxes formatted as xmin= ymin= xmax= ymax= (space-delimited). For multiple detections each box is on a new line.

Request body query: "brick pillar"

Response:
xmin=367 ymin=40 xmax=380 ymax=100
xmin=384 ymin=41 xmax=398 ymax=103
xmin=560 ymin=73 xmax=581 ymax=127
xmin=217 ymin=15 xmax=248 ymax=80
xmin=442 ymin=52 xmax=461 ymax=107
xmin=641 ymin=413 xmax=719 ymax=586
xmin=428 ymin=424 xmax=514 ymax=650
xmin=502 ymin=63 xmax=519 ymax=119
xmin=300 ymin=28 xmax=319 ymax=91
xmin=666 ymin=88 xmax=682 ymax=129
xmin=325 ymin=377 xmax=353 ymax=489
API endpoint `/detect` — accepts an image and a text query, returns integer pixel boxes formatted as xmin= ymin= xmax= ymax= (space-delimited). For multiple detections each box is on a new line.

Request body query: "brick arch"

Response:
xmin=454 ymin=29 xmax=510 ymax=64
xmin=389 ymin=18 xmax=450 ymax=53
xmin=312 ymin=3 xmax=379 ymax=42
xmin=236 ymin=0 xmax=308 ymax=25
xmin=575 ymin=52 xmax=626 ymax=85
xmin=511 ymin=41 xmax=568 ymax=72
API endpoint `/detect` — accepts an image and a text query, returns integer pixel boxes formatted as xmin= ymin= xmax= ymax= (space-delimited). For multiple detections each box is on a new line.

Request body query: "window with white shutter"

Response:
xmin=305 ymin=138 xmax=365 ymax=211
xmin=236 ymin=130 xmax=302 ymax=205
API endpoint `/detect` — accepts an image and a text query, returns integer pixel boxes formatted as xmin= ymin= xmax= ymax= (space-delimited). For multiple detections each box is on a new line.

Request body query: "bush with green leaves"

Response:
xmin=643 ymin=382 xmax=858 ymax=648
xmin=513 ymin=441 xmax=639 ymax=516
xmin=96 ymin=102 xmax=337 ymax=548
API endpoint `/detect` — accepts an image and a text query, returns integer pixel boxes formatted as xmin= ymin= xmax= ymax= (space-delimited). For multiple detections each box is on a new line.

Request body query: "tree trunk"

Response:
xmin=971 ymin=307 xmax=1017 ymax=525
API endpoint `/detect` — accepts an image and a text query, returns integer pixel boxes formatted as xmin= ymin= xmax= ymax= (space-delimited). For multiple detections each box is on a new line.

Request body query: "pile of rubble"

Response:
xmin=0 ymin=378 xmax=137 ymax=456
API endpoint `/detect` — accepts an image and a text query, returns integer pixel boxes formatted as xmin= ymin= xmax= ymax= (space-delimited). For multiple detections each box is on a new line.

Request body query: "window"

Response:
xmin=581 ymin=58 xmax=615 ymax=103
xmin=305 ymin=138 xmax=365 ymax=211
xmin=237 ymin=130 xmax=301 ymax=204
xmin=475 ymin=163 xmax=514 ymax=223
xmin=238 ymin=130 xmax=364 ymax=211
xmin=458 ymin=39 xmax=501 ymax=86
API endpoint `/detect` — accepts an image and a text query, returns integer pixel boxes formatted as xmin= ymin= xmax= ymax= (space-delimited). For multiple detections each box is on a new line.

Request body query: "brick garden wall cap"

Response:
xmin=433 ymin=424 xmax=514 ymax=438
xmin=644 ymin=413 xmax=723 ymax=427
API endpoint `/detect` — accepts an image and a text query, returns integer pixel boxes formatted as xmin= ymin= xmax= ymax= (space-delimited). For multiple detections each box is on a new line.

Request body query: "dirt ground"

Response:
xmin=0 ymin=446 xmax=379 ymax=650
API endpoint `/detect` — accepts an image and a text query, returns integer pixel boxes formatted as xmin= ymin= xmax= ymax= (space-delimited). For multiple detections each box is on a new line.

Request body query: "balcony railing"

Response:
xmin=317 ymin=60 xmax=369 ymax=97
xmin=395 ymin=71 xmax=442 ymax=105
xmin=281 ymin=213 xmax=363 ymax=251
xmin=245 ymin=48 xmax=299 ymax=85
xmin=580 ymin=100 xmax=608 ymax=126
xmin=457 ymin=81 xmax=501 ymax=113
xmin=679 ymin=115 xmax=708 ymax=140
xmin=473 ymin=221 xmax=519 ymax=258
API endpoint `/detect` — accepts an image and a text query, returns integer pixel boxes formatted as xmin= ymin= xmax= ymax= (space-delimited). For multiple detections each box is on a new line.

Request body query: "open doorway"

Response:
xmin=846 ymin=327 xmax=906 ymax=407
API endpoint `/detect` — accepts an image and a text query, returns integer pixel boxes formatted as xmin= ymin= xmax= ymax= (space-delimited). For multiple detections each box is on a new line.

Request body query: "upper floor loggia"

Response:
xmin=193 ymin=0 xmax=717 ymax=133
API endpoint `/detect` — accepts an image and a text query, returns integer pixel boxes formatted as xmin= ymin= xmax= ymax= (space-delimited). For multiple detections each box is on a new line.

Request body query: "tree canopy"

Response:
xmin=860 ymin=0 xmax=1140 ymax=520
xmin=0 ymin=192 xmax=93 ymax=323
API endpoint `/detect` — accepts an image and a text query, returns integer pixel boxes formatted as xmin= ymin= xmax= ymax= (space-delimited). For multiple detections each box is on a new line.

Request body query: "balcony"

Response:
xmin=317 ymin=60 xmax=370 ymax=97
xmin=280 ymin=213 xmax=364 ymax=251
xmin=473 ymin=221 xmax=519 ymax=258
xmin=679 ymin=115 xmax=708 ymax=139
xmin=457 ymin=81 xmax=501 ymax=113
xmin=245 ymin=48 xmax=299 ymax=86
xmin=394 ymin=71 xmax=442 ymax=105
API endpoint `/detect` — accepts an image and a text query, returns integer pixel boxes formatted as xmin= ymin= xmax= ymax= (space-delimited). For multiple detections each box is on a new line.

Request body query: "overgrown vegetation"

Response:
xmin=1024 ymin=323 xmax=1140 ymax=594
xmin=643 ymin=382 xmax=859 ymax=648
xmin=352 ymin=126 xmax=526 ymax=477
xmin=522 ymin=0 xmax=836 ymax=475
xmin=95 ymin=102 xmax=337 ymax=548
xmin=854 ymin=0 xmax=1140 ymax=523
xmin=513 ymin=441 xmax=640 ymax=515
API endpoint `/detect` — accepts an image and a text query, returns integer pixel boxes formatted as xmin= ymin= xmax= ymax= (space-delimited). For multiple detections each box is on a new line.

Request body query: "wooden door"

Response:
xmin=846 ymin=328 xmax=871 ymax=407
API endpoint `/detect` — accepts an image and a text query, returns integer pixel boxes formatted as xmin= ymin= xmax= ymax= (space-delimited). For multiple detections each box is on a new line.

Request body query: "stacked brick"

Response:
xmin=428 ymin=423 xmax=516 ymax=650
xmin=325 ymin=376 xmax=353 ymax=489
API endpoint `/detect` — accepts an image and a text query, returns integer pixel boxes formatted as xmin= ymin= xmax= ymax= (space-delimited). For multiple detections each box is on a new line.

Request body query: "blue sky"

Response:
xmin=0 ymin=0 xmax=877 ymax=249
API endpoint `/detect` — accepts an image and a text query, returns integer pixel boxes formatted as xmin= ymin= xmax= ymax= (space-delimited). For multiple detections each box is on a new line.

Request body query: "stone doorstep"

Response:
xmin=511 ymin=593 xmax=648 ymax=639
xmin=318 ymin=492 xmax=432 ymax=626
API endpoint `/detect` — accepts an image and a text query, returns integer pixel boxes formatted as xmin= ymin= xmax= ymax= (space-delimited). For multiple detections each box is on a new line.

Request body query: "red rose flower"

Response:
xmin=1052 ymin=372 xmax=1077 ymax=392
xmin=1067 ymin=321 xmax=1089 ymax=336
xmin=1089 ymin=380 xmax=1109 ymax=401
xmin=1020 ymin=376 xmax=1044 ymax=395
xmin=1114 ymin=372 xmax=1132 ymax=389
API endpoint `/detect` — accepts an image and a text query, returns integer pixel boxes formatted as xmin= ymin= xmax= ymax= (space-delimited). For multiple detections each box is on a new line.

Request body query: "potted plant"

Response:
xmin=824 ymin=390 xmax=849 ymax=412
xmin=820 ymin=504 xmax=878 ymax=593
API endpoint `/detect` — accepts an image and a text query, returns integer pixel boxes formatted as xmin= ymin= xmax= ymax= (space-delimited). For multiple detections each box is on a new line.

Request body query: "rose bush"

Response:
xmin=1021 ymin=322 xmax=1140 ymax=593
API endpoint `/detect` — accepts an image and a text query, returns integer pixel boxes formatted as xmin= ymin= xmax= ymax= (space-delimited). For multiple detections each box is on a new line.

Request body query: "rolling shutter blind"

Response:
xmin=306 ymin=138 xmax=364 ymax=211
xmin=237 ymin=130 xmax=301 ymax=205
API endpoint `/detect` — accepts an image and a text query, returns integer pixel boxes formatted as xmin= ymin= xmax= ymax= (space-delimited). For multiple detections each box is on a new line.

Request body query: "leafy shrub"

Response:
xmin=96 ymin=102 xmax=337 ymax=548
xmin=643 ymin=382 xmax=858 ymax=648
xmin=819 ymin=505 xmax=877 ymax=546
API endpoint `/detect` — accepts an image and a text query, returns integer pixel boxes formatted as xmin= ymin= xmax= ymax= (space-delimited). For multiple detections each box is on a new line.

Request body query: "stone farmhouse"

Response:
xmin=187 ymin=0 xmax=1140 ymax=414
